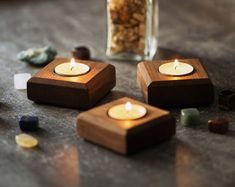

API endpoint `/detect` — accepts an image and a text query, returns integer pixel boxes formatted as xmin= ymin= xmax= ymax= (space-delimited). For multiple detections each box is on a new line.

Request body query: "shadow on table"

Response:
xmin=0 ymin=118 xmax=11 ymax=130
xmin=130 ymin=138 xmax=209 ymax=187
xmin=226 ymin=131 xmax=235 ymax=137
xmin=0 ymin=102 xmax=12 ymax=112
xmin=96 ymin=90 xmax=145 ymax=106
xmin=34 ymin=127 xmax=51 ymax=137
xmin=154 ymin=47 xmax=200 ymax=60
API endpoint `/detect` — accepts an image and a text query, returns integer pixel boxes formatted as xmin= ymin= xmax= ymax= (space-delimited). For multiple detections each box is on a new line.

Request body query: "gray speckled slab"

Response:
xmin=0 ymin=0 xmax=234 ymax=187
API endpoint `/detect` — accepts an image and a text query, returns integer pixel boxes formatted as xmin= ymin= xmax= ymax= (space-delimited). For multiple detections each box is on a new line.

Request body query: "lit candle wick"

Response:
xmin=173 ymin=59 xmax=179 ymax=70
xmin=125 ymin=102 xmax=132 ymax=112
xmin=70 ymin=58 xmax=76 ymax=71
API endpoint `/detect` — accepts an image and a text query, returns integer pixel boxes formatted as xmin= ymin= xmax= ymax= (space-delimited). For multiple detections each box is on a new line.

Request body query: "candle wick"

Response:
xmin=70 ymin=58 xmax=76 ymax=71
xmin=125 ymin=102 xmax=132 ymax=112
xmin=174 ymin=60 xmax=179 ymax=70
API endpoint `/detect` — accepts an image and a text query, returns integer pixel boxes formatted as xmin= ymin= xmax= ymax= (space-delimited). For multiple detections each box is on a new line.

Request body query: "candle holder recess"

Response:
xmin=76 ymin=97 xmax=176 ymax=155
xmin=137 ymin=59 xmax=214 ymax=108
xmin=27 ymin=58 xmax=116 ymax=109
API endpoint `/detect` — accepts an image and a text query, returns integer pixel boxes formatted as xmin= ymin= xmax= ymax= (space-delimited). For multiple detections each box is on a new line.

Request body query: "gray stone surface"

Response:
xmin=0 ymin=0 xmax=234 ymax=187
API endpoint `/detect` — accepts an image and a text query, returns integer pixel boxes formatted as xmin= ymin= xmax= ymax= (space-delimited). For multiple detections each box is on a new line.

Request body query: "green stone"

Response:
xmin=181 ymin=108 xmax=200 ymax=126
xmin=17 ymin=46 xmax=57 ymax=67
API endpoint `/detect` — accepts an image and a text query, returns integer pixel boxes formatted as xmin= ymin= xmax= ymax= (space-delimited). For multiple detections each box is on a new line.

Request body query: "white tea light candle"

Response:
xmin=54 ymin=58 xmax=90 ymax=76
xmin=14 ymin=73 xmax=31 ymax=90
xmin=108 ymin=102 xmax=147 ymax=120
xmin=159 ymin=59 xmax=194 ymax=76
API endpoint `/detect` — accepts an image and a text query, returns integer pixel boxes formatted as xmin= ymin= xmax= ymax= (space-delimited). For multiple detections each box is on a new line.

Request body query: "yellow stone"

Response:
xmin=15 ymin=134 xmax=38 ymax=148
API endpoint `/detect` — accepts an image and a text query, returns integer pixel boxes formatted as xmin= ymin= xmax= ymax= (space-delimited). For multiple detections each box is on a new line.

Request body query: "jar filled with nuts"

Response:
xmin=106 ymin=0 xmax=158 ymax=61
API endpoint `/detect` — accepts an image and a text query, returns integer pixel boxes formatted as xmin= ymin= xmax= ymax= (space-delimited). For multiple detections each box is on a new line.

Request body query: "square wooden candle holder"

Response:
xmin=76 ymin=97 xmax=176 ymax=155
xmin=137 ymin=59 xmax=214 ymax=108
xmin=27 ymin=58 xmax=116 ymax=109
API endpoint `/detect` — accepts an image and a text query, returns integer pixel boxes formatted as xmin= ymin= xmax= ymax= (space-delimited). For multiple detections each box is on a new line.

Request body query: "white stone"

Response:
xmin=14 ymin=73 xmax=31 ymax=90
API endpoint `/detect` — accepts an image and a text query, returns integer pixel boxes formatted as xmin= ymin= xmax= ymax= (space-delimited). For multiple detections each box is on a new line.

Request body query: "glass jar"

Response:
xmin=106 ymin=0 xmax=158 ymax=61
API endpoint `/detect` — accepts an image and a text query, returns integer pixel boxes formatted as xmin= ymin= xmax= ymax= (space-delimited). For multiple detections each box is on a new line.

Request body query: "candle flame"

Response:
xmin=70 ymin=58 xmax=76 ymax=70
xmin=125 ymin=102 xmax=132 ymax=112
xmin=173 ymin=59 xmax=179 ymax=70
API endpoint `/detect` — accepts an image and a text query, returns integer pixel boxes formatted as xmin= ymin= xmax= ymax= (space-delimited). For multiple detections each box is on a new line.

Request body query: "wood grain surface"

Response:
xmin=77 ymin=97 xmax=176 ymax=154
xmin=27 ymin=58 xmax=116 ymax=109
xmin=137 ymin=59 xmax=214 ymax=107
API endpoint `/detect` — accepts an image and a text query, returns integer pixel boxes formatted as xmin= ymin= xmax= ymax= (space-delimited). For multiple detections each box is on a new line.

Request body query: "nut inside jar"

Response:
xmin=107 ymin=0 xmax=148 ymax=57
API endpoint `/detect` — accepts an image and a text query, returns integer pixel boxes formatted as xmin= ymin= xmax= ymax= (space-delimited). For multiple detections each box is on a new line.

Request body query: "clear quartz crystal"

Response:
xmin=106 ymin=0 xmax=158 ymax=61
xmin=14 ymin=73 xmax=31 ymax=90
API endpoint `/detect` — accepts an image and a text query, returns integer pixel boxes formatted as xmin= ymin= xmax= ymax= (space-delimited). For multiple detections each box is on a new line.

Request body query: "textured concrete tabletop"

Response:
xmin=0 ymin=0 xmax=234 ymax=187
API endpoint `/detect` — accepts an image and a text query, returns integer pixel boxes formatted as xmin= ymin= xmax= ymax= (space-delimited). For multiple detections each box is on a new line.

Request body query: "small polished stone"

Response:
xmin=208 ymin=118 xmax=229 ymax=134
xmin=72 ymin=46 xmax=91 ymax=60
xmin=17 ymin=46 xmax=57 ymax=67
xmin=181 ymin=108 xmax=200 ymax=126
xmin=219 ymin=90 xmax=235 ymax=111
xmin=14 ymin=73 xmax=31 ymax=90
xmin=19 ymin=116 xmax=39 ymax=131
xmin=15 ymin=134 xmax=38 ymax=148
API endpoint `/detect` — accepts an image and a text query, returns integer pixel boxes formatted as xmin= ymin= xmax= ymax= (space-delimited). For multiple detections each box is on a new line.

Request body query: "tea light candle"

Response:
xmin=14 ymin=73 xmax=31 ymax=90
xmin=54 ymin=58 xmax=90 ymax=76
xmin=159 ymin=59 xmax=194 ymax=76
xmin=108 ymin=102 xmax=147 ymax=120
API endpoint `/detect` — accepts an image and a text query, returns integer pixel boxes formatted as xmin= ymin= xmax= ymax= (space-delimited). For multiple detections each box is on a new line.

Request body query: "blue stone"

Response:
xmin=19 ymin=116 xmax=39 ymax=131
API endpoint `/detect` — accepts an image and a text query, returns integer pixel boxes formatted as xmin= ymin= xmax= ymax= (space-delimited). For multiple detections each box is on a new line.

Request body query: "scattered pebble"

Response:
xmin=15 ymin=134 xmax=38 ymax=148
xmin=208 ymin=118 xmax=229 ymax=134
xmin=219 ymin=89 xmax=235 ymax=111
xmin=181 ymin=108 xmax=200 ymax=126
xmin=19 ymin=116 xmax=39 ymax=132
xmin=14 ymin=73 xmax=31 ymax=90
xmin=17 ymin=46 xmax=57 ymax=67
xmin=72 ymin=46 xmax=90 ymax=60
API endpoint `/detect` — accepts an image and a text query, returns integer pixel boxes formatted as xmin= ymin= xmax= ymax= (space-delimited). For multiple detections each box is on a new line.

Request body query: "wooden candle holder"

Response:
xmin=137 ymin=59 xmax=214 ymax=108
xmin=27 ymin=58 xmax=116 ymax=109
xmin=77 ymin=97 xmax=176 ymax=155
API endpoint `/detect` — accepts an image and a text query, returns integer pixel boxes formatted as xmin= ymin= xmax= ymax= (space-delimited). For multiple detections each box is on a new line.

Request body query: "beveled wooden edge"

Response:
xmin=86 ymin=63 xmax=116 ymax=89
xmin=77 ymin=117 xmax=127 ymax=154
xmin=137 ymin=62 xmax=152 ymax=88
xmin=137 ymin=58 xmax=212 ymax=86
xmin=27 ymin=76 xmax=88 ymax=89
xmin=76 ymin=97 xmax=171 ymax=135
xmin=28 ymin=57 xmax=115 ymax=89
xmin=77 ymin=97 xmax=176 ymax=155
